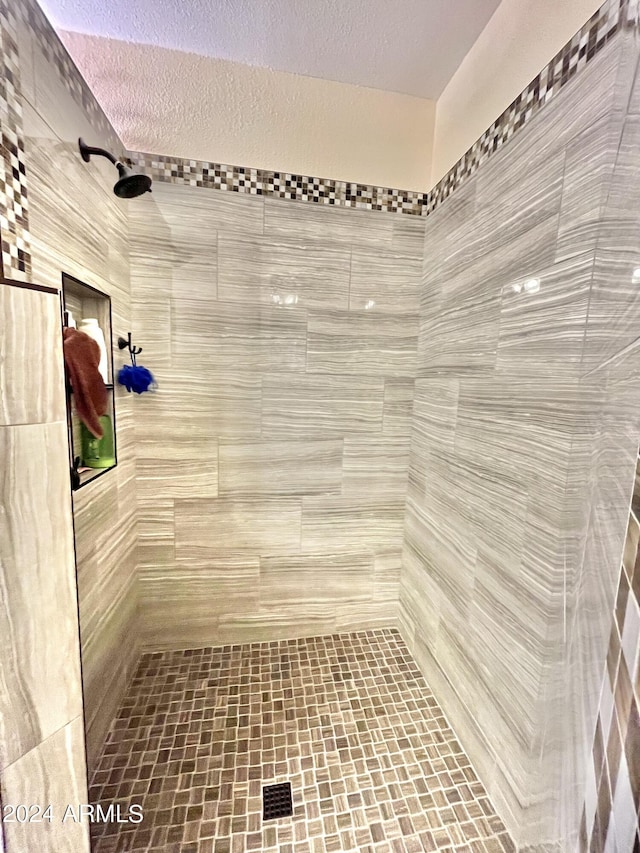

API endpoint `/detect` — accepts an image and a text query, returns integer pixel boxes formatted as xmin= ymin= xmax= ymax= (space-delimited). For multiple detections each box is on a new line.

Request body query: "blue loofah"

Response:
xmin=118 ymin=364 xmax=155 ymax=394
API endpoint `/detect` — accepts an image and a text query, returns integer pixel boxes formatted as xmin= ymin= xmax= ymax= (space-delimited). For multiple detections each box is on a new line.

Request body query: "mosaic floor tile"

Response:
xmin=89 ymin=628 xmax=513 ymax=853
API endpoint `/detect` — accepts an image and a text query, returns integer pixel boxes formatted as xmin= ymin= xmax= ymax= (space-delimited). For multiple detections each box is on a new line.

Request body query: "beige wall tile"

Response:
xmin=137 ymin=437 xmax=219 ymax=499
xmin=342 ymin=437 xmax=410 ymax=498
xmin=218 ymin=233 xmax=350 ymax=310
xmin=173 ymin=299 xmax=308 ymax=372
xmin=216 ymin=605 xmax=337 ymax=644
xmin=307 ymin=309 xmax=418 ymax=376
xmin=301 ymin=497 xmax=405 ymax=553
xmin=219 ymin=440 xmax=342 ymax=497
xmin=129 ymin=178 xmax=419 ymax=652
xmin=398 ymin=34 xmax=640 ymax=849
xmin=1 ymin=717 xmax=90 ymax=853
xmin=260 ymin=553 xmax=374 ymax=603
xmin=140 ymin=556 xmax=260 ymax=649
xmin=0 ymin=287 xmax=65 ymax=426
xmin=349 ymin=247 xmax=421 ymax=314
xmin=262 ymin=374 xmax=385 ymax=438
xmin=175 ymin=498 xmax=302 ymax=557
xmin=0 ymin=422 xmax=82 ymax=770
xmin=264 ymin=197 xmax=393 ymax=247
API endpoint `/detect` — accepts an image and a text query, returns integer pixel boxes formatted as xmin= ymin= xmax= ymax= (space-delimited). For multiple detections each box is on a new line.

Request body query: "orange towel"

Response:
xmin=63 ymin=327 xmax=108 ymax=438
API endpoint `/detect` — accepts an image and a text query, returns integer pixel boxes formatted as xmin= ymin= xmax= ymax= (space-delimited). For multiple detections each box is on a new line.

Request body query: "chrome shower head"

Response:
xmin=78 ymin=138 xmax=152 ymax=198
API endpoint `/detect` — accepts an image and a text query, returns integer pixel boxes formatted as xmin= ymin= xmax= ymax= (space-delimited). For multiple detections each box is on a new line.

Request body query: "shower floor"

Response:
xmin=89 ymin=628 xmax=513 ymax=853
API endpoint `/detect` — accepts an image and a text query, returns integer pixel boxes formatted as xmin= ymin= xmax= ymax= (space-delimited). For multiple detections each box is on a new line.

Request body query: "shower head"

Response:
xmin=78 ymin=138 xmax=152 ymax=198
xmin=114 ymin=162 xmax=153 ymax=198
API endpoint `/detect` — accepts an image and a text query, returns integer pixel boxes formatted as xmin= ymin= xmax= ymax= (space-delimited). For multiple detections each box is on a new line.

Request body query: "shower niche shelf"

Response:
xmin=62 ymin=272 xmax=118 ymax=491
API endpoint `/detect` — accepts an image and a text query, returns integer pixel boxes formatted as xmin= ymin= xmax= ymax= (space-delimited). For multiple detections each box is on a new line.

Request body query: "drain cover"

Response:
xmin=262 ymin=782 xmax=293 ymax=820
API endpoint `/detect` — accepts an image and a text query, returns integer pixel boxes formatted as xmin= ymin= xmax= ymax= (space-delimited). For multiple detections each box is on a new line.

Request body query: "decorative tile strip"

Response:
xmin=129 ymin=0 xmax=632 ymax=218
xmin=0 ymin=0 xmax=31 ymax=280
xmin=126 ymin=152 xmax=429 ymax=215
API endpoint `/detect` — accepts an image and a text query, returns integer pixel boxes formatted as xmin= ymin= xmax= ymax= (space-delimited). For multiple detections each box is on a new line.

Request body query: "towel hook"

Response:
xmin=118 ymin=332 xmax=143 ymax=366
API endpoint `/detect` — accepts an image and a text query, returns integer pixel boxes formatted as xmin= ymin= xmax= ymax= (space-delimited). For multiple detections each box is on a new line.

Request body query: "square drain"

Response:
xmin=262 ymin=782 xmax=293 ymax=820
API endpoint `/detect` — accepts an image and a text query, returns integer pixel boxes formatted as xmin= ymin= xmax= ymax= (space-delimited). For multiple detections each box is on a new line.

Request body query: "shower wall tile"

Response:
xmin=417 ymin=215 xmax=560 ymax=377
xmin=496 ymin=252 xmax=595 ymax=367
xmin=219 ymin=439 xmax=342 ymax=496
xmin=0 ymin=421 xmax=82 ymax=769
xmin=76 ymin=509 xmax=138 ymax=763
xmin=0 ymin=717 xmax=90 ymax=853
xmin=349 ymin=247 xmax=421 ymax=313
xmin=175 ymin=498 xmax=302 ymax=557
xmin=71 ymin=479 xmax=119 ymax=564
xmin=0 ymin=283 xmax=65 ymax=425
xmin=216 ymin=605 xmax=337 ymax=644
xmin=341 ymin=437 xmax=410 ymax=498
xmin=172 ymin=299 xmax=308 ymax=372
xmin=373 ymin=551 xmax=403 ymax=601
xmin=160 ymin=205 xmax=218 ymax=297
xmin=301 ymin=497 xmax=405 ymax=553
xmin=218 ymin=233 xmax=351 ymax=310
xmin=259 ymin=553 xmax=374 ymax=603
xmin=264 ymin=196 xmax=394 ymax=247
xmin=382 ymin=378 xmax=415 ymax=436
xmin=82 ymin=573 xmax=137 ymax=764
xmin=139 ymin=557 xmax=260 ymax=649
xmin=137 ymin=500 xmax=175 ymax=568
xmin=555 ymin=113 xmax=620 ymax=260
xmin=390 ymin=215 xmax=426 ymax=254
xmin=399 ymin=29 xmax=640 ymax=851
xmin=579 ymin=136 xmax=640 ymax=374
xmin=132 ymin=185 xmax=418 ymax=649
xmin=134 ymin=371 xmax=262 ymax=440
xmin=15 ymin=8 xmax=139 ymax=783
xmin=334 ymin=600 xmax=400 ymax=630
xmin=145 ymin=180 xmax=264 ymax=235
xmin=131 ymin=298 xmax=171 ymax=370
xmin=136 ymin=437 xmax=219 ymax=499
xmin=306 ymin=309 xmax=419 ymax=376
xmin=0 ymin=283 xmax=88 ymax=851
xmin=25 ymin=133 xmax=114 ymax=290
xmin=261 ymin=374 xmax=385 ymax=437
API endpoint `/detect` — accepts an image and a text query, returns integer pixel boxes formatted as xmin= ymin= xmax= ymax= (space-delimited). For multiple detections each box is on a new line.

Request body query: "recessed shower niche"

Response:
xmin=62 ymin=272 xmax=118 ymax=490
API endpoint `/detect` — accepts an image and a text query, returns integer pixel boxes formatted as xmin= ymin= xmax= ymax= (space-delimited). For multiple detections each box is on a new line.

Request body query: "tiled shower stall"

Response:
xmin=1 ymin=0 xmax=640 ymax=851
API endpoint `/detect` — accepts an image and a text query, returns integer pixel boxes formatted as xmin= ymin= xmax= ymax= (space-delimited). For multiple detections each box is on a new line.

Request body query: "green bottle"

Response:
xmin=81 ymin=415 xmax=116 ymax=469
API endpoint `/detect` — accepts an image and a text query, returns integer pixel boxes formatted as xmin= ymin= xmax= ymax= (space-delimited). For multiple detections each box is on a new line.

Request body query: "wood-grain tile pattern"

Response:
xmin=399 ymin=31 xmax=640 ymax=851
xmin=130 ymin=183 xmax=423 ymax=650
xmin=0 ymin=273 xmax=90 ymax=851
xmin=12 ymin=0 xmax=141 ymax=789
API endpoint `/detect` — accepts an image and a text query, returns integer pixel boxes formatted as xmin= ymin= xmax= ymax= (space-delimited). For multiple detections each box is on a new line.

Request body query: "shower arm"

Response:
xmin=78 ymin=138 xmax=120 ymax=166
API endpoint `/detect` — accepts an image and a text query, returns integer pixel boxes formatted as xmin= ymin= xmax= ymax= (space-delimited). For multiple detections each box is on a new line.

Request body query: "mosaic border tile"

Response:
xmin=125 ymin=154 xmax=428 ymax=216
xmin=0 ymin=0 xmax=31 ymax=280
xmin=579 ymin=453 xmax=640 ymax=851
xmin=129 ymin=0 xmax=633 ymax=219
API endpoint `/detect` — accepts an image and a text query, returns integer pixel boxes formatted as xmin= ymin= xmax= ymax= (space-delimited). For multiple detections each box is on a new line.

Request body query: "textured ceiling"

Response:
xmin=40 ymin=0 xmax=502 ymax=99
